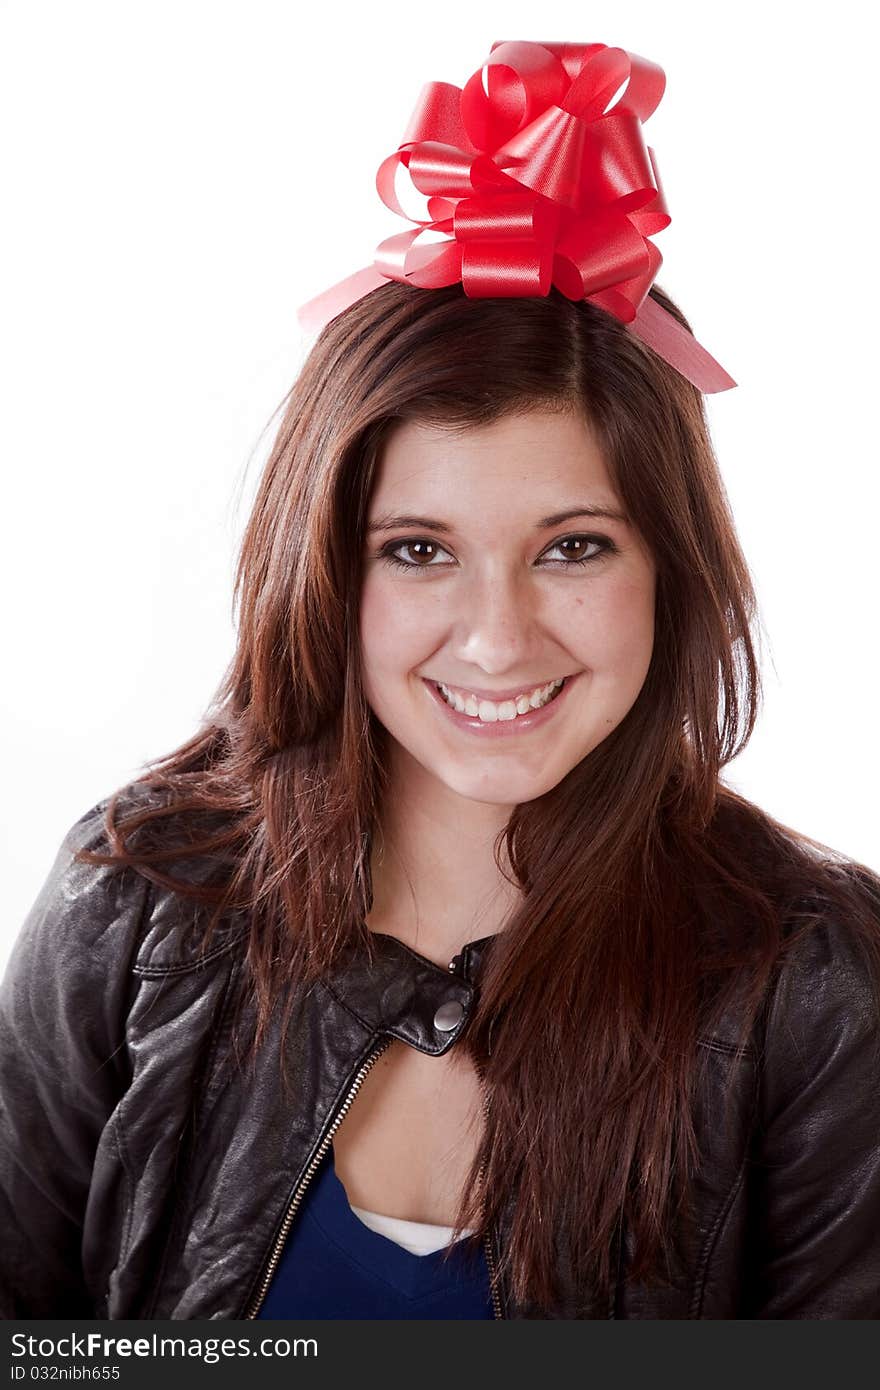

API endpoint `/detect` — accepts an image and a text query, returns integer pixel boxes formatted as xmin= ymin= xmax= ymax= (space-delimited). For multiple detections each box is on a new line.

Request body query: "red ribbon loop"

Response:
xmin=298 ymin=40 xmax=736 ymax=393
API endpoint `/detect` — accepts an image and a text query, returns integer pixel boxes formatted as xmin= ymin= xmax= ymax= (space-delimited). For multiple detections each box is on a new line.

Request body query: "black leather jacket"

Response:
xmin=2 ymin=799 xmax=880 ymax=1320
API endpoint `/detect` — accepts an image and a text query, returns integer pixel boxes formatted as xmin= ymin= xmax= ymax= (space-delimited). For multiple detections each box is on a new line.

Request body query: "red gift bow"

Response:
xmin=297 ymin=40 xmax=736 ymax=394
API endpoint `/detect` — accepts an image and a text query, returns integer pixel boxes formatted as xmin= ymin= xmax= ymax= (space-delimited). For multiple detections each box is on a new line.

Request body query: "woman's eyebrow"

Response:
xmin=367 ymin=505 xmax=630 ymax=535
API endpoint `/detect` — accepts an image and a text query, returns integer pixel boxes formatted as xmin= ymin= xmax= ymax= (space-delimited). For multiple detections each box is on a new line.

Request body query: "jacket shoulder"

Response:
xmin=5 ymin=794 xmax=156 ymax=1004
xmin=762 ymin=859 xmax=880 ymax=1068
xmin=9 ymin=786 xmax=247 ymax=987
xmin=696 ymin=792 xmax=880 ymax=1053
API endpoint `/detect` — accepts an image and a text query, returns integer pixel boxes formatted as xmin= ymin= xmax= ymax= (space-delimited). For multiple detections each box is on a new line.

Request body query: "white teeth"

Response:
xmin=438 ymin=678 xmax=564 ymax=721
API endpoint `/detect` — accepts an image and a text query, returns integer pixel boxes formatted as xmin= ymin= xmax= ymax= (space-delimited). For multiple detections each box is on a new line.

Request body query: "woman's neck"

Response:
xmin=365 ymin=767 xmax=523 ymax=968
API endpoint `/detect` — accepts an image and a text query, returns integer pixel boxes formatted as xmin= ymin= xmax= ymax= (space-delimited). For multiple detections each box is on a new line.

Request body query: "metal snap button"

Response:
xmin=433 ymin=999 xmax=465 ymax=1032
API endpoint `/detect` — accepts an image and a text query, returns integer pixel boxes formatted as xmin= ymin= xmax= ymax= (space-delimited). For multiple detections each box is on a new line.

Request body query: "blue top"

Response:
xmin=256 ymin=1145 xmax=495 ymax=1319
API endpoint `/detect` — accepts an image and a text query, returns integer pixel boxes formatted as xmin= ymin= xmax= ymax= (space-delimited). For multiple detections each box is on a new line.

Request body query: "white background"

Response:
xmin=2 ymin=1 xmax=877 ymax=970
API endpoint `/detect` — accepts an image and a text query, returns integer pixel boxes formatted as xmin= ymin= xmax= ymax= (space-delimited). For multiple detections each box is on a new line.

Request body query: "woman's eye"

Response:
xmin=381 ymin=539 xmax=451 ymax=569
xmin=540 ymin=535 xmax=615 ymax=566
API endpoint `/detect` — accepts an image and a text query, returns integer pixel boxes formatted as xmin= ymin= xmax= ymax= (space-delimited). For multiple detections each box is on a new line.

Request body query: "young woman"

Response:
xmin=2 ymin=279 xmax=880 ymax=1320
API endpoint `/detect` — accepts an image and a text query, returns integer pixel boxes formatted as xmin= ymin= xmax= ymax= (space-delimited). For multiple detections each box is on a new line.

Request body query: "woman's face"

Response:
xmin=359 ymin=407 xmax=657 ymax=809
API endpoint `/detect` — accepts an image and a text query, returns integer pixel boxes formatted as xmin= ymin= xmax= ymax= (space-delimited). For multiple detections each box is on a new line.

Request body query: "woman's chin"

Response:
xmin=430 ymin=764 xmax=568 ymax=808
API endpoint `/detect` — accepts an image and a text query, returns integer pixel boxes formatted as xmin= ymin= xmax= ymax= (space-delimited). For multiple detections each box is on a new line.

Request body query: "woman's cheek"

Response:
xmin=585 ymin=577 xmax=655 ymax=684
xmin=360 ymin=575 xmax=441 ymax=674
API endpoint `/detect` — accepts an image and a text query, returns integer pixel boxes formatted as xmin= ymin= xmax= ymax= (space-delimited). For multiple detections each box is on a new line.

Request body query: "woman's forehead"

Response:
xmin=371 ymin=409 xmax=620 ymax=514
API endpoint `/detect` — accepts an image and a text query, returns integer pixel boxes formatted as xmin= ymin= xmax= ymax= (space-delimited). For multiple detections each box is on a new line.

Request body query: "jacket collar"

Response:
xmin=320 ymin=929 xmax=499 ymax=1056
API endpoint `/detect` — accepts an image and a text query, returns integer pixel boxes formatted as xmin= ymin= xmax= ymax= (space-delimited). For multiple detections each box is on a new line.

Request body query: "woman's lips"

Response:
xmin=422 ymin=673 xmax=580 ymax=738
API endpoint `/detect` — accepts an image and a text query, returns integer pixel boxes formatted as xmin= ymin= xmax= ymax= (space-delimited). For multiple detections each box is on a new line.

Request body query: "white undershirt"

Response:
xmin=349 ymin=1204 xmax=477 ymax=1256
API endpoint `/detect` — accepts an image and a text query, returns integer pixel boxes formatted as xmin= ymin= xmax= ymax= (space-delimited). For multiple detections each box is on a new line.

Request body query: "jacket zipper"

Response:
xmin=243 ymin=1034 xmax=396 ymax=1319
xmin=484 ymin=1229 xmax=504 ymax=1319
xmin=477 ymin=1069 xmax=505 ymax=1319
xmin=450 ymin=952 xmax=505 ymax=1320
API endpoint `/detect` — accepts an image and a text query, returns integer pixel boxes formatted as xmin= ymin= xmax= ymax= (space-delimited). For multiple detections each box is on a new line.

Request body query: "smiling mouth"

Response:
xmin=433 ymin=677 xmax=567 ymax=722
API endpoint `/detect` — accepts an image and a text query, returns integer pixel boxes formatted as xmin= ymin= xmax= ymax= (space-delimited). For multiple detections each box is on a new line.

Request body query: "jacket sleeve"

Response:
xmin=0 ymin=803 xmax=153 ymax=1317
xmin=744 ymin=865 xmax=880 ymax=1318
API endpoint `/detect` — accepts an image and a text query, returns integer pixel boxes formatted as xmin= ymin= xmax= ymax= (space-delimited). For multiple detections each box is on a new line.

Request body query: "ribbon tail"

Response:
xmin=297 ymin=266 xmax=390 ymax=336
xmin=627 ymin=294 xmax=737 ymax=393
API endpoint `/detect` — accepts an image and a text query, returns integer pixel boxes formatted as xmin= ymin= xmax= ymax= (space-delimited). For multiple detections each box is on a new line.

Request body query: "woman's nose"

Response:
xmin=452 ymin=568 xmax=542 ymax=673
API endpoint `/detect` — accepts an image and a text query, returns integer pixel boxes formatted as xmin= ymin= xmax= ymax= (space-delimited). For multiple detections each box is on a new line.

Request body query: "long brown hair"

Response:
xmin=78 ymin=279 xmax=880 ymax=1313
